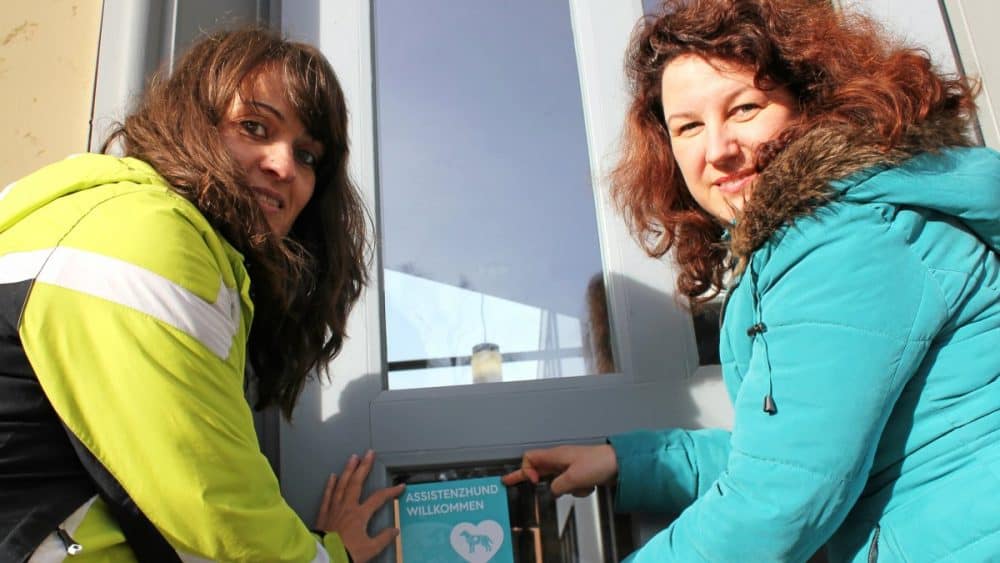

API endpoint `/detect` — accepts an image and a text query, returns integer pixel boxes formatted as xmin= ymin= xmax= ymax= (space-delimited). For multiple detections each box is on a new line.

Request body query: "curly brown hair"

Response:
xmin=105 ymin=28 xmax=369 ymax=418
xmin=611 ymin=0 xmax=977 ymax=306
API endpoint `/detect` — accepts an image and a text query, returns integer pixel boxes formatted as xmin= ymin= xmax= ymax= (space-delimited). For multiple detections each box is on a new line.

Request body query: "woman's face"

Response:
xmin=219 ymin=66 xmax=323 ymax=237
xmin=661 ymin=54 xmax=798 ymax=222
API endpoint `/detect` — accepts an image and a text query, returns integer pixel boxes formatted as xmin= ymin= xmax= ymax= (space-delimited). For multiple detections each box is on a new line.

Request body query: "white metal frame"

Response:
xmin=90 ymin=0 xmax=167 ymax=153
xmin=942 ymin=0 xmax=1000 ymax=149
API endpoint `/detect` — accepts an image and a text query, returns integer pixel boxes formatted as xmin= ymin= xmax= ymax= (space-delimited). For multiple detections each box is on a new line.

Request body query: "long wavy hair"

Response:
xmin=611 ymin=0 xmax=977 ymax=306
xmin=105 ymin=28 xmax=368 ymax=418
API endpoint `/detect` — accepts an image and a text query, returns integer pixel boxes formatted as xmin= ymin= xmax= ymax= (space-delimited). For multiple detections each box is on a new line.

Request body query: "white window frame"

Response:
xmin=942 ymin=0 xmax=1000 ymax=149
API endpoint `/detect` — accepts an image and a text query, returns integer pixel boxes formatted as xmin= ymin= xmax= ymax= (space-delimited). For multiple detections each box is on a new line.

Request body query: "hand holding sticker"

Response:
xmin=398 ymin=476 xmax=514 ymax=563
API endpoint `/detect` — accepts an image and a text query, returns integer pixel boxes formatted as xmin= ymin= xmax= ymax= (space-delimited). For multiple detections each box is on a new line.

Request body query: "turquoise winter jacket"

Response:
xmin=610 ymin=125 xmax=1000 ymax=562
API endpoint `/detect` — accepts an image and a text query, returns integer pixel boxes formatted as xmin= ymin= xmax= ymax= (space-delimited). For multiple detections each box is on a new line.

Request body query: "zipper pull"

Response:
xmin=56 ymin=527 xmax=83 ymax=556
xmin=763 ymin=393 xmax=777 ymax=415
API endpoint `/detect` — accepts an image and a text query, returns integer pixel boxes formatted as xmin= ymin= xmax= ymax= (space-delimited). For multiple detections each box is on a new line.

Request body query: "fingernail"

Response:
xmin=365 ymin=449 xmax=374 ymax=458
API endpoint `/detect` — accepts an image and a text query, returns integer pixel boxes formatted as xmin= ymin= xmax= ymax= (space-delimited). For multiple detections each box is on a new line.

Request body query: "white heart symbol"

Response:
xmin=449 ymin=520 xmax=505 ymax=563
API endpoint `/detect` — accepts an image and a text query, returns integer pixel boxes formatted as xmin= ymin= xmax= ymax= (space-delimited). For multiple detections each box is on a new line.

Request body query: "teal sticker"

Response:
xmin=398 ymin=476 xmax=513 ymax=563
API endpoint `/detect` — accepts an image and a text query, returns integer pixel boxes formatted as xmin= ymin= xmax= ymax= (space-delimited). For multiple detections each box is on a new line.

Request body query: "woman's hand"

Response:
xmin=501 ymin=444 xmax=619 ymax=497
xmin=315 ymin=450 xmax=405 ymax=563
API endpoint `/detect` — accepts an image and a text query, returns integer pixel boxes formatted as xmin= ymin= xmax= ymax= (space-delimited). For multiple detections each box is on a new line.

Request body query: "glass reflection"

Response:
xmin=374 ymin=0 xmax=615 ymax=389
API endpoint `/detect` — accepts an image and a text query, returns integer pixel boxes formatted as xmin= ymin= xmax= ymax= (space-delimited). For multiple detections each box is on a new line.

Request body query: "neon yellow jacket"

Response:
xmin=0 ymin=154 xmax=347 ymax=562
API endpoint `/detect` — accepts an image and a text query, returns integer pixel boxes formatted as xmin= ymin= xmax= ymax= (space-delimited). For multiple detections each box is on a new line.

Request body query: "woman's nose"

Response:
xmin=705 ymin=123 xmax=741 ymax=166
xmin=261 ymin=144 xmax=296 ymax=180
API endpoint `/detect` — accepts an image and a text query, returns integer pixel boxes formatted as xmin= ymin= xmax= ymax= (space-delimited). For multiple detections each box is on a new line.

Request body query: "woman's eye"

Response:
xmin=675 ymin=122 xmax=702 ymax=136
xmin=240 ymin=120 xmax=267 ymax=137
xmin=296 ymin=149 xmax=318 ymax=167
xmin=733 ymin=104 xmax=761 ymax=119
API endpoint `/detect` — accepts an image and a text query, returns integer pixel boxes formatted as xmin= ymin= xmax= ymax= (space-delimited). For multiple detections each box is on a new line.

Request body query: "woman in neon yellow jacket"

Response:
xmin=0 ymin=28 xmax=401 ymax=562
xmin=505 ymin=0 xmax=999 ymax=561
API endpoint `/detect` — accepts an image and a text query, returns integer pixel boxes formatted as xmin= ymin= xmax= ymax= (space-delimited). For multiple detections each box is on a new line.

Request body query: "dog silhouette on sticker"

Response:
xmin=449 ymin=521 xmax=504 ymax=563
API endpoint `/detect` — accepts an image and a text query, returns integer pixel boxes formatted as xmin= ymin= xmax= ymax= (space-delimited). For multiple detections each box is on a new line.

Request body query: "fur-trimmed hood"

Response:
xmin=730 ymin=112 xmax=998 ymax=266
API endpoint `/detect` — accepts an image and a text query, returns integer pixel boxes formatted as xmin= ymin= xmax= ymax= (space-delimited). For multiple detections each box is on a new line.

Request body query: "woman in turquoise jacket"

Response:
xmin=0 ymin=29 xmax=401 ymax=562
xmin=505 ymin=0 xmax=1000 ymax=560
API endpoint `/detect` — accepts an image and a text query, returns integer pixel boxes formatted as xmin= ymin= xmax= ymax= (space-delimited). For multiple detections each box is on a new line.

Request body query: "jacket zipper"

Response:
xmin=56 ymin=527 xmax=83 ymax=556
xmin=867 ymin=524 xmax=880 ymax=563
xmin=719 ymin=286 xmax=733 ymax=330
xmin=718 ymin=255 xmax=741 ymax=330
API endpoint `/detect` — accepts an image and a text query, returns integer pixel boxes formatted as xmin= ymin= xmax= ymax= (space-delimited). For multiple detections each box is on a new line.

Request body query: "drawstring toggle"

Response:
xmin=763 ymin=394 xmax=777 ymax=415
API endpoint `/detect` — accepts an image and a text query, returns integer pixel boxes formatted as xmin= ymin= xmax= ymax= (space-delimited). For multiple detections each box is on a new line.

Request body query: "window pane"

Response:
xmin=642 ymin=0 xmax=663 ymax=15
xmin=374 ymin=0 xmax=615 ymax=389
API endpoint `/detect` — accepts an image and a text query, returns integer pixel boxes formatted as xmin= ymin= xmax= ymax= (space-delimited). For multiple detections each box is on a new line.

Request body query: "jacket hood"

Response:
xmin=730 ymin=112 xmax=998 ymax=262
xmin=834 ymin=146 xmax=1000 ymax=253
xmin=0 ymin=154 xmax=169 ymax=235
